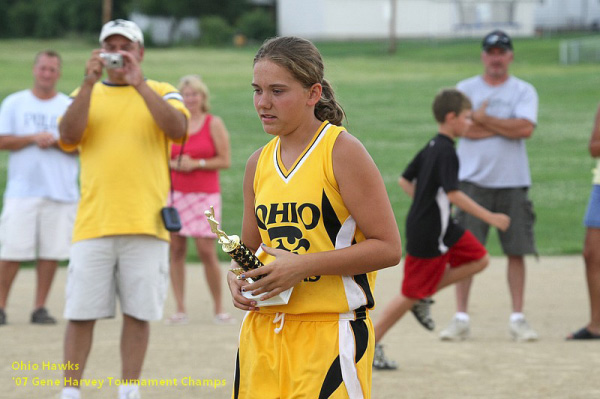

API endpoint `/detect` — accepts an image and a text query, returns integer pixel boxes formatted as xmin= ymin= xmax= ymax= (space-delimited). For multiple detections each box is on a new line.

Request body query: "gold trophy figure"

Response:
xmin=204 ymin=206 xmax=263 ymax=280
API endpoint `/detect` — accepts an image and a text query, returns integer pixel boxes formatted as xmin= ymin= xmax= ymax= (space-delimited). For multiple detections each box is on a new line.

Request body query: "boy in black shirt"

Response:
xmin=373 ymin=89 xmax=510 ymax=370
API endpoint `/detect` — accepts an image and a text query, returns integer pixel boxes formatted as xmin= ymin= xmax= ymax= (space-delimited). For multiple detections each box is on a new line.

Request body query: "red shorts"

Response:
xmin=401 ymin=230 xmax=487 ymax=299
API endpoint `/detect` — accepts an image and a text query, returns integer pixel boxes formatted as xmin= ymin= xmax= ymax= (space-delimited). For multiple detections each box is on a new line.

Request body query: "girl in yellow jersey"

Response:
xmin=227 ymin=36 xmax=402 ymax=399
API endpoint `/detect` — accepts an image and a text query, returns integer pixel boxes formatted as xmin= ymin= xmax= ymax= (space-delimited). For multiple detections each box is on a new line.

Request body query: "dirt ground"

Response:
xmin=1 ymin=256 xmax=598 ymax=399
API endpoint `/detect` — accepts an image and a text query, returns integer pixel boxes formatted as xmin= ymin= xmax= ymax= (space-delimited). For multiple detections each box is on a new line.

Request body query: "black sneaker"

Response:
xmin=411 ymin=297 xmax=435 ymax=331
xmin=31 ymin=307 xmax=57 ymax=324
xmin=373 ymin=343 xmax=398 ymax=370
xmin=0 ymin=308 xmax=6 ymax=325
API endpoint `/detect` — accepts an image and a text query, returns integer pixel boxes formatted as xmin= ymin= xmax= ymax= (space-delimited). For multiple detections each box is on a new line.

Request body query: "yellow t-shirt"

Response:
xmin=60 ymin=80 xmax=189 ymax=242
xmin=253 ymin=121 xmax=376 ymax=317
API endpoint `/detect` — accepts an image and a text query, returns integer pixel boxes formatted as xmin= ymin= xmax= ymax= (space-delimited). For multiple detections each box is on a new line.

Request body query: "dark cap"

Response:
xmin=482 ymin=30 xmax=512 ymax=51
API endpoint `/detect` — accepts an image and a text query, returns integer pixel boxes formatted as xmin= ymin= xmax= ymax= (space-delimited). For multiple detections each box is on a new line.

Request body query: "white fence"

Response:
xmin=559 ymin=37 xmax=600 ymax=64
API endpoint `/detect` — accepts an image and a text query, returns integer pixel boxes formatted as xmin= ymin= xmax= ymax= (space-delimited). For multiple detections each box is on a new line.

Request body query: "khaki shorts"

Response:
xmin=456 ymin=182 xmax=537 ymax=256
xmin=64 ymin=235 xmax=169 ymax=321
xmin=0 ymin=197 xmax=77 ymax=261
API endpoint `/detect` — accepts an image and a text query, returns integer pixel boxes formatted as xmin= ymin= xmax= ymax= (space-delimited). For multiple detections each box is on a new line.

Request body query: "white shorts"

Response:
xmin=64 ymin=235 xmax=169 ymax=321
xmin=0 ymin=197 xmax=77 ymax=261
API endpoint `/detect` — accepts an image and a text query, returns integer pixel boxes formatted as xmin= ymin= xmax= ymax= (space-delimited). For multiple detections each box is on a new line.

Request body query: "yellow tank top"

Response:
xmin=253 ymin=121 xmax=376 ymax=317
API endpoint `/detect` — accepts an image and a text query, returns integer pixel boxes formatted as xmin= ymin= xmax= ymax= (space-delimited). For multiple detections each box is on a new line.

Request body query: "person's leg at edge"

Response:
xmin=454 ymin=277 xmax=472 ymax=314
xmin=374 ymin=296 xmax=417 ymax=343
xmin=63 ymin=320 xmax=96 ymax=388
xmin=115 ymin=315 xmax=149 ymax=398
xmin=196 ymin=237 xmax=224 ymax=316
xmin=453 ymin=182 xmax=491 ymax=316
xmin=440 ymin=230 xmax=489 ymax=341
xmin=583 ymin=228 xmax=600 ymax=334
xmin=121 ymin=314 xmax=149 ymax=381
xmin=0 ymin=260 xmax=20 ymax=310
xmin=440 ymin=255 xmax=488 ymax=334
xmin=453 ymin=248 xmax=489 ymax=315
xmin=438 ymin=254 xmax=488 ymax=293
xmin=169 ymin=234 xmax=187 ymax=315
xmin=507 ymin=255 xmax=525 ymax=313
xmin=506 ymin=253 xmax=539 ymax=340
xmin=35 ymin=259 xmax=58 ymax=309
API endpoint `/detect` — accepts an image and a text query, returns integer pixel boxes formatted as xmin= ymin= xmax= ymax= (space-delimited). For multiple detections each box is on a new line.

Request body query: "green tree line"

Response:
xmin=0 ymin=0 xmax=275 ymax=44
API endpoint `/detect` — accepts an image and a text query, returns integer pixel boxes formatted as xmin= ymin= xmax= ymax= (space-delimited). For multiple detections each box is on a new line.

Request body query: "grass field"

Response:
xmin=0 ymin=35 xmax=598 ymax=258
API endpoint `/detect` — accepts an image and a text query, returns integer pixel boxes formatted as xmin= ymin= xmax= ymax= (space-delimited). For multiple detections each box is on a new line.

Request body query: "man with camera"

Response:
xmin=58 ymin=19 xmax=189 ymax=399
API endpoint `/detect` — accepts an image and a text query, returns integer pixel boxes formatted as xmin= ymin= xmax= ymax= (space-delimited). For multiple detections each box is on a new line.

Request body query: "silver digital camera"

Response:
xmin=100 ymin=52 xmax=123 ymax=69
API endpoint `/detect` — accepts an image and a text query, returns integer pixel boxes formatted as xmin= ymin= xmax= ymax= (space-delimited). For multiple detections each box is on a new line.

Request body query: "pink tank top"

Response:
xmin=171 ymin=114 xmax=220 ymax=193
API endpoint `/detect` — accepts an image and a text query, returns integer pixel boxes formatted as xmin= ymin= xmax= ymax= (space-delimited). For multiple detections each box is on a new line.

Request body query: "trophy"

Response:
xmin=204 ymin=206 xmax=293 ymax=306
xmin=204 ymin=206 xmax=263 ymax=280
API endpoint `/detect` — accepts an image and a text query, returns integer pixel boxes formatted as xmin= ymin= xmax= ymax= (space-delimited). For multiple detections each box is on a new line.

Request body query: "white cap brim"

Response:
xmin=99 ymin=19 xmax=144 ymax=45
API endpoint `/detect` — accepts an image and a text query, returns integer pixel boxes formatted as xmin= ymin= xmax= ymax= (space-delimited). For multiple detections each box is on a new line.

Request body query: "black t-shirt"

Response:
xmin=402 ymin=134 xmax=465 ymax=258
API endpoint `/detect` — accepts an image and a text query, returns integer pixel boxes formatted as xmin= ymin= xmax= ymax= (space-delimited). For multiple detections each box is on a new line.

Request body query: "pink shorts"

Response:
xmin=401 ymin=230 xmax=487 ymax=299
xmin=170 ymin=191 xmax=221 ymax=238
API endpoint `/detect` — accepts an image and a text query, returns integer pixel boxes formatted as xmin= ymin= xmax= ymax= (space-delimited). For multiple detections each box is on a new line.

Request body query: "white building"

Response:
xmin=277 ymin=0 xmax=539 ymax=40
xmin=130 ymin=12 xmax=200 ymax=45
xmin=535 ymin=0 xmax=600 ymax=31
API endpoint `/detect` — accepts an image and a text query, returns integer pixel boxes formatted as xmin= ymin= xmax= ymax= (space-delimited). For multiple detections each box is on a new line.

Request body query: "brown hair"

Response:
xmin=432 ymin=88 xmax=472 ymax=123
xmin=34 ymin=50 xmax=61 ymax=68
xmin=254 ymin=36 xmax=345 ymax=126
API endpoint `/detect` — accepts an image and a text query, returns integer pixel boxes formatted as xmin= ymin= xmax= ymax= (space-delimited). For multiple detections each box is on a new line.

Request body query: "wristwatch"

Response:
xmin=198 ymin=159 xmax=206 ymax=169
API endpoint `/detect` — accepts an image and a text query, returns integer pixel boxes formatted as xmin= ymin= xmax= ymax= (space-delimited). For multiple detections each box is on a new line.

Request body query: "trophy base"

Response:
xmin=242 ymin=287 xmax=293 ymax=307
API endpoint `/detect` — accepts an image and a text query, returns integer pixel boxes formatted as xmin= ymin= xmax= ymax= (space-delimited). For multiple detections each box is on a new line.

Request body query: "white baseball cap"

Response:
xmin=99 ymin=19 xmax=144 ymax=45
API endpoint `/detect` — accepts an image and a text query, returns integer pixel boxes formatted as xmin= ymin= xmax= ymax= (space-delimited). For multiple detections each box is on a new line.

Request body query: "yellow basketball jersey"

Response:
xmin=253 ymin=121 xmax=376 ymax=317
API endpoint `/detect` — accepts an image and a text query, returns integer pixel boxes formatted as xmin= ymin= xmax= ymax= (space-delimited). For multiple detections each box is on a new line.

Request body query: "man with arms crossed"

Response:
xmin=0 ymin=50 xmax=78 ymax=326
xmin=58 ymin=20 xmax=188 ymax=399
xmin=439 ymin=30 xmax=539 ymax=342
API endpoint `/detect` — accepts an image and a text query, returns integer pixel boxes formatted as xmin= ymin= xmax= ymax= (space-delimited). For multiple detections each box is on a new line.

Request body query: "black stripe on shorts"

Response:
xmin=318 ymin=319 xmax=369 ymax=398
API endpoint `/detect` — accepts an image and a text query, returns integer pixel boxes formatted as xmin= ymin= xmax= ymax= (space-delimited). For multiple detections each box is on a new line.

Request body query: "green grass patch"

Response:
xmin=0 ymin=35 xmax=596 ymax=259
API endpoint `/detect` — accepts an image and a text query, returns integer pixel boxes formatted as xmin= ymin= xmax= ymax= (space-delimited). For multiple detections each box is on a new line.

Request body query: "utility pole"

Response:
xmin=102 ymin=0 xmax=112 ymax=24
xmin=389 ymin=0 xmax=397 ymax=54
xmin=581 ymin=0 xmax=588 ymax=28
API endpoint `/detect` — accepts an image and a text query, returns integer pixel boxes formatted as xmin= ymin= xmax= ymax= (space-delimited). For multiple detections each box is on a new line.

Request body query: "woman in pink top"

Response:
xmin=167 ymin=75 xmax=232 ymax=325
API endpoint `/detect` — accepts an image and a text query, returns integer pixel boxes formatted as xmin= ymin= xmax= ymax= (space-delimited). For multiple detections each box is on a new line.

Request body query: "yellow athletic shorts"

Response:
xmin=233 ymin=311 xmax=374 ymax=399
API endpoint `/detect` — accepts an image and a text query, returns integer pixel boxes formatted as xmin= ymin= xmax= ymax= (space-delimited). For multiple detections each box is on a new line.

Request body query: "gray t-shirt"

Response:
xmin=456 ymin=75 xmax=538 ymax=188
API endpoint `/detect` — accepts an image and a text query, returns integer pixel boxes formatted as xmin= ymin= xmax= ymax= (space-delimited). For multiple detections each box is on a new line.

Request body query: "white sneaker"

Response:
xmin=509 ymin=318 xmax=538 ymax=342
xmin=123 ymin=391 xmax=141 ymax=399
xmin=59 ymin=388 xmax=80 ymax=399
xmin=119 ymin=388 xmax=141 ymax=399
xmin=439 ymin=317 xmax=470 ymax=341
